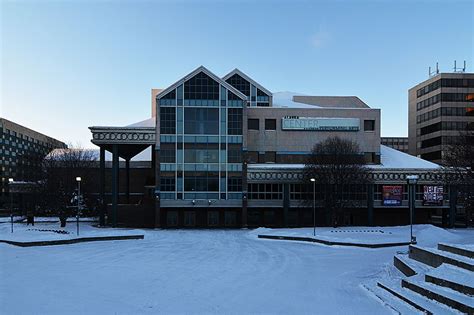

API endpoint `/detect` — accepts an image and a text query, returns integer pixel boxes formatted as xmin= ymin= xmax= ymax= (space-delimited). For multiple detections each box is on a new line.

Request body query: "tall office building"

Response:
xmin=0 ymin=118 xmax=67 ymax=198
xmin=408 ymin=72 xmax=474 ymax=163
xmin=381 ymin=137 xmax=409 ymax=153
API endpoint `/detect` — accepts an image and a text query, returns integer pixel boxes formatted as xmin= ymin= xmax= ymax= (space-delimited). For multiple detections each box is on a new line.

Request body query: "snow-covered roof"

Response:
xmin=126 ymin=117 xmax=156 ymax=128
xmin=373 ymin=145 xmax=440 ymax=170
xmin=272 ymin=92 xmax=321 ymax=108
xmin=248 ymin=145 xmax=440 ymax=171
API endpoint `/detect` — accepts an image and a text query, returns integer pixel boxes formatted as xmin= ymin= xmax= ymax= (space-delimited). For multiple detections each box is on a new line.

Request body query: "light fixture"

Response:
xmin=310 ymin=178 xmax=315 ymax=182
xmin=8 ymin=178 xmax=14 ymax=183
xmin=76 ymin=177 xmax=82 ymax=182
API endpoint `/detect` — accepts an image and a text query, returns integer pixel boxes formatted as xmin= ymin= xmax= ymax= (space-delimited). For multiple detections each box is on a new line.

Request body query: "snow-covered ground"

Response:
xmin=1 ymin=223 xmax=472 ymax=314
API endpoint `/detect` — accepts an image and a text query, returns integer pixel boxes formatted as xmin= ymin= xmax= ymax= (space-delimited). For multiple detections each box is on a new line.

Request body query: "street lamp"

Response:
xmin=406 ymin=175 xmax=419 ymax=244
xmin=8 ymin=178 xmax=14 ymax=233
xmin=76 ymin=177 xmax=81 ymax=236
xmin=310 ymin=178 xmax=316 ymax=236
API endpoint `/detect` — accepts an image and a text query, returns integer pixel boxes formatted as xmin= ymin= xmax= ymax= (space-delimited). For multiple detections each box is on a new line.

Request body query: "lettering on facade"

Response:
xmin=281 ymin=117 xmax=360 ymax=131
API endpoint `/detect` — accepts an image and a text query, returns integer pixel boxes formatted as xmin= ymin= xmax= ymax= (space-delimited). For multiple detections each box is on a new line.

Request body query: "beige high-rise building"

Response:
xmin=408 ymin=72 xmax=474 ymax=164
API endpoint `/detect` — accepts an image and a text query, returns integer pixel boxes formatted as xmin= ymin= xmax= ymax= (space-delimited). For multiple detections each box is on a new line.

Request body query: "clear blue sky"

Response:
xmin=1 ymin=0 xmax=473 ymax=148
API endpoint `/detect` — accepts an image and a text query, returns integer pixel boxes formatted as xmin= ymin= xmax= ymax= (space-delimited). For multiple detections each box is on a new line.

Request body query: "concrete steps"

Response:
xmin=362 ymin=282 xmax=424 ymax=315
xmin=425 ymin=264 xmax=474 ymax=296
xmin=409 ymin=244 xmax=474 ymax=271
xmin=376 ymin=242 xmax=474 ymax=314
xmin=402 ymin=277 xmax=474 ymax=314
xmin=438 ymin=243 xmax=474 ymax=259
xmin=394 ymin=253 xmax=431 ymax=277
xmin=376 ymin=280 xmax=457 ymax=315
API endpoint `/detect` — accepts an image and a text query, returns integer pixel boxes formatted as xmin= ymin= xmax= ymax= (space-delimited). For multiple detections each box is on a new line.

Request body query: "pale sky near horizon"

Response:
xmin=1 ymin=0 xmax=473 ymax=148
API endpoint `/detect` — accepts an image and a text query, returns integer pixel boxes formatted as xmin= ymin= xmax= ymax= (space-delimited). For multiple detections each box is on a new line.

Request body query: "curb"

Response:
xmin=257 ymin=234 xmax=411 ymax=248
xmin=0 ymin=235 xmax=144 ymax=247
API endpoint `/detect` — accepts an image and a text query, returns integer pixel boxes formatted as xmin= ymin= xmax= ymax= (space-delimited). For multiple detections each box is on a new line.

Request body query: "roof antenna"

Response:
xmin=453 ymin=60 xmax=466 ymax=73
xmin=429 ymin=62 xmax=439 ymax=77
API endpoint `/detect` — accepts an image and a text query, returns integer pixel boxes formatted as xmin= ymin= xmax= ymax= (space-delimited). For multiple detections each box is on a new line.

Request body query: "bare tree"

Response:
xmin=443 ymin=123 xmax=474 ymax=226
xmin=41 ymin=145 xmax=97 ymax=216
xmin=303 ymin=136 xmax=372 ymax=226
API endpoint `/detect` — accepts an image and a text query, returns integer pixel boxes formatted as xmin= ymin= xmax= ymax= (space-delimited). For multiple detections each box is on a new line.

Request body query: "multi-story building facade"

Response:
xmin=90 ymin=66 xmax=461 ymax=228
xmin=408 ymin=72 xmax=474 ymax=163
xmin=0 ymin=118 xmax=67 ymax=204
xmin=381 ymin=137 xmax=409 ymax=153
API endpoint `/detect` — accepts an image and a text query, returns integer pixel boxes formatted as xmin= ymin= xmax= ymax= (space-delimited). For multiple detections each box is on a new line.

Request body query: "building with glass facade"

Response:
xmin=381 ymin=137 xmax=409 ymax=153
xmin=0 ymin=118 xmax=67 ymax=206
xmin=90 ymin=66 xmax=464 ymax=228
xmin=408 ymin=72 xmax=474 ymax=163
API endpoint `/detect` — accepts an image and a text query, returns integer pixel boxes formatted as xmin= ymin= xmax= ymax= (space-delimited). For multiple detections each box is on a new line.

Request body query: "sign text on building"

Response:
xmin=281 ymin=117 xmax=360 ymax=131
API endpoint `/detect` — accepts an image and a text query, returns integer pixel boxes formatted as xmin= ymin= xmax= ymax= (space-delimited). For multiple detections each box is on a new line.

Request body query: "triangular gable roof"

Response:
xmin=156 ymin=66 xmax=248 ymax=101
xmin=222 ymin=68 xmax=272 ymax=96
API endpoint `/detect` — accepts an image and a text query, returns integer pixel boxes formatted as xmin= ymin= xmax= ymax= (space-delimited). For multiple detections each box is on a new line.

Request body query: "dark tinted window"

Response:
xmin=184 ymin=108 xmax=219 ymax=134
xmin=160 ymin=107 xmax=176 ymax=134
xmin=228 ymin=108 xmax=243 ymax=135
xmin=265 ymin=119 xmax=276 ymax=130
xmin=184 ymin=72 xmax=219 ymax=100
xmin=364 ymin=120 xmax=375 ymax=131
xmin=248 ymin=119 xmax=259 ymax=130
xmin=226 ymin=73 xmax=250 ymax=96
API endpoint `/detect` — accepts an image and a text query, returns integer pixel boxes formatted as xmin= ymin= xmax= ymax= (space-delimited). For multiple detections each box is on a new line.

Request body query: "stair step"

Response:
xmin=402 ymin=277 xmax=474 ymax=314
xmin=393 ymin=254 xmax=431 ymax=277
xmin=426 ymin=264 xmax=474 ymax=296
xmin=362 ymin=282 xmax=423 ymax=315
xmin=438 ymin=243 xmax=474 ymax=259
xmin=377 ymin=280 xmax=458 ymax=315
xmin=409 ymin=245 xmax=474 ymax=271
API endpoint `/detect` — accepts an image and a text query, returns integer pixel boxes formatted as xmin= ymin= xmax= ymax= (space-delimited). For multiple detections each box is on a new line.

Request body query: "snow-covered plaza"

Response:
xmin=1 ymin=222 xmax=472 ymax=314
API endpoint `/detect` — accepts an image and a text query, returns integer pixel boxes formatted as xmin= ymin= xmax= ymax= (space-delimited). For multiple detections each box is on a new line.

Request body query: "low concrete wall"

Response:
xmin=258 ymin=234 xmax=411 ymax=248
xmin=0 ymin=235 xmax=144 ymax=247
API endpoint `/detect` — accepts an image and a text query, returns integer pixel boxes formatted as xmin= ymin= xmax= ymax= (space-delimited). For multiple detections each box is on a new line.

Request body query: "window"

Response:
xmin=184 ymin=171 xmax=219 ymax=191
xmin=247 ymin=151 xmax=259 ymax=163
xmin=364 ymin=120 xmax=375 ymax=131
xmin=184 ymin=108 xmax=219 ymax=134
xmin=248 ymin=119 xmax=259 ymax=130
xmin=248 ymin=183 xmax=283 ymax=200
xmin=160 ymin=107 xmax=176 ymax=134
xmin=184 ymin=72 xmax=219 ymax=101
xmin=227 ymin=144 xmax=242 ymax=163
xmin=159 ymin=90 xmax=176 ymax=106
xmin=184 ymin=143 xmax=219 ymax=163
xmin=160 ymin=144 xmax=176 ymax=163
xmin=228 ymin=177 xmax=242 ymax=192
xmin=160 ymin=177 xmax=175 ymax=191
xmin=228 ymin=108 xmax=242 ymax=135
xmin=265 ymin=151 xmax=276 ymax=163
xmin=265 ymin=119 xmax=276 ymax=130
xmin=226 ymin=73 xmax=250 ymax=96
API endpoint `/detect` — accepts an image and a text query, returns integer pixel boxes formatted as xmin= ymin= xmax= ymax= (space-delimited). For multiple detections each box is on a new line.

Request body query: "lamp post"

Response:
xmin=406 ymin=175 xmax=419 ymax=244
xmin=9 ymin=178 xmax=14 ymax=233
xmin=310 ymin=178 xmax=316 ymax=236
xmin=76 ymin=177 xmax=81 ymax=236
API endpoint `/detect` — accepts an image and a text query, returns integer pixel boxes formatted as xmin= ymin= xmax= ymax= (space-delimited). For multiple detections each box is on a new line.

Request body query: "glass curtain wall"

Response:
xmin=158 ymin=71 xmax=245 ymax=200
